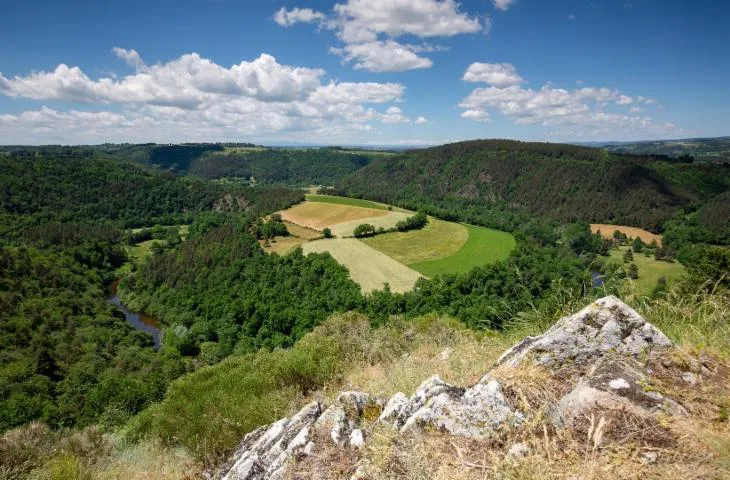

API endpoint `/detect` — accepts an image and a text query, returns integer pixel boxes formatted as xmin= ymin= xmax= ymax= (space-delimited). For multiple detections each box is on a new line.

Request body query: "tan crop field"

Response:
xmin=262 ymin=221 xmax=322 ymax=255
xmin=280 ymin=202 xmax=387 ymax=231
xmin=302 ymin=239 xmax=423 ymax=293
xmin=329 ymin=212 xmax=412 ymax=237
xmin=591 ymin=224 xmax=663 ymax=245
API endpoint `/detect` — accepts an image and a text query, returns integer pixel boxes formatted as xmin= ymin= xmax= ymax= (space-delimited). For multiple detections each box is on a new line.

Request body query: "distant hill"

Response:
xmin=334 ymin=139 xmax=730 ymax=232
xmin=588 ymin=136 xmax=730 ymax=163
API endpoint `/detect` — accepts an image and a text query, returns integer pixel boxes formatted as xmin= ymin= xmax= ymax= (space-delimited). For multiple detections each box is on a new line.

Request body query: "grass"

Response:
xmin=410 ymin=224 xmax=516 ymax=277
xmin=361 ymin=218 xmax=469 ymax=265
xmin=606 ymin=246 xmax=686 ymax=295
xmin=263 ymin=221 xmax=322 ymax=255
xmin=304 ymin=194 xmax=389 ymax=210
xmin=125 ymin=240 xmax=164 ymax=264
xmin=302 ymin=239 xmax=423 ymax=293
xmin=280 ymin=201 xmax=387 ymax=231
xmin=329 ymin=212 xmax=411 ymax=238
xmin=591 ymin=224 xmax=663 ymax=245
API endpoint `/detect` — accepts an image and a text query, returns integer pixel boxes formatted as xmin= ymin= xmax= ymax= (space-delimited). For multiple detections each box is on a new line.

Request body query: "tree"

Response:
xmin=632 ymin=237 xmax=645 ymax=253
xmin=322 ymin=228 xmax=333 ymax=238
xmin=353 ymin=224 xmax=376 ymax=238
xmin=623 ymin=248 xmax=634 ymax=262
xmin=627 ymin=263 xmax=639 ymax=279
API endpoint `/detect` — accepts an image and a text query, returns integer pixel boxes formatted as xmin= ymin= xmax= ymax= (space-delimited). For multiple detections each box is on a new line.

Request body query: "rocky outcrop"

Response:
xmin=216 ymin=296 xmax=687 ymax=480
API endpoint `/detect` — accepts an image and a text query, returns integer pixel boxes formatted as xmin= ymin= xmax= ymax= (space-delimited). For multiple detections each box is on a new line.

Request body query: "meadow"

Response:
xmin=304 ymin=194 xmax=389 ymax=210
xmin=280 ymin=201 xmax=387 ymax=230
xmin=409 ymin=225 xmax=516 ymax=277
xmin=302 ymin=239 xmax=423 ymax=293
xmin=607 ymin=246 xmax=687 ymax=294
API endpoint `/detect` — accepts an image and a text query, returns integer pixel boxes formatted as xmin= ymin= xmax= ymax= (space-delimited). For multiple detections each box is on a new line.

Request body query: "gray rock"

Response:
xmin=349 ymin=429 xmax=365 ymax=448
xmin=378 ymin=392 xmax=408 ymax=426
xmin=498 ymin=296 xmax=672 ymax=368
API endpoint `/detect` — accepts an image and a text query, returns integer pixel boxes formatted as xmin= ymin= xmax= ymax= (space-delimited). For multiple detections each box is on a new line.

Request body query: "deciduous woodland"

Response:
xmin=1 ymin=141 xmax=729 ymax=479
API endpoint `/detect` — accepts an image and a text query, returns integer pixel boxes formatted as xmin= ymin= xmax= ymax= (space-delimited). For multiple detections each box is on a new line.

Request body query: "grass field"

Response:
xmin=302 ymin=239 xmax=423 ymax=293
xmin=361 ymin=218 xmax=469 ymax=265
xmin=263 ymin=221 xmax=321 ymax=255
xmin=280 ymin=201 xmax=387 ymax=230
xmin=591 ymin=224 xmax=663 ymax=245
xmin=410 ymin=225 xmax=516 ymax=277
xmin=329 ymin=211 xmax=411 ymax=237
xmin=304 ymin=194 xmax=389 ymax=210
xmin=607 ymin=246 xmax=686 ymax=294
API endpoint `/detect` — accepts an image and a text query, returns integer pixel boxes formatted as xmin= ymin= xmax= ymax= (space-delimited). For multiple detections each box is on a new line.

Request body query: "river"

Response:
xmin=108 ymin=281 xmax=162 ymax=349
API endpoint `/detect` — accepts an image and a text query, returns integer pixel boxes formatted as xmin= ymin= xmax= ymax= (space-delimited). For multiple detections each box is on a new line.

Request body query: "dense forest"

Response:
xmin=596 ymin=136 xmax=730 ymax=163
xmin=333 ymin=139 xmax=730 ymax=236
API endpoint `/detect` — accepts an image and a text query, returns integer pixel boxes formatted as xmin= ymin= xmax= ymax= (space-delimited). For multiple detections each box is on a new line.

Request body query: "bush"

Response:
xmin=322 ymin=227 xmax=333 ymax=238
xmin=353 ymin=224 xmax=376 ymax=238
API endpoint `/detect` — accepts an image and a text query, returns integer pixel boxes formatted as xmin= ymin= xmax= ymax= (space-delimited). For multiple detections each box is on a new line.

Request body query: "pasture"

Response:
xmin=302 ymin=239 xmax=423 ymax=293
xmin=410 ymin=225 xmax=516 ymax=277
xmin=304 ymin=194 xmax=389 ymax=210
xmin=361 ymin=218 xmax=468 ymax=265
xmin=607 ymin=246 xmax=686 ymax=294
xmin=591 ymin=224 xmax=662 ymax=245
xmin=329 ymin=211 xmax=411 ymax=237
xmin=280 ymin=201 xmax=387 ymax=230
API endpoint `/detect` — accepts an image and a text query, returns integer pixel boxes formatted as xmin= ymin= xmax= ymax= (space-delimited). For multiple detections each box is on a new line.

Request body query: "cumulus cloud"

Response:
xmin=414 ymin=116 xmax=428 ymax=124
xmin=0 ymin=50 xmax=421 ymax=143
xmin=459 ymin=63 xmax=681 ymax=137
xmin=493 ymin=0 xmax=516 ymax=11
xmin=275 ymin=0 xmax=484 ymax=72
xmin=463 ymin=62 xmax=524 ymax=87
xmin=331 ymin=41 xmax=433 ymax=72
xmin=273 ymin=7 xmax=326 ymax=27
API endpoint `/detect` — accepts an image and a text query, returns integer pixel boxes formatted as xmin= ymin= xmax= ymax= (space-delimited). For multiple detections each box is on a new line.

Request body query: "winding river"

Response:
xmin=108 ymin=281 xmax=162 ymax=349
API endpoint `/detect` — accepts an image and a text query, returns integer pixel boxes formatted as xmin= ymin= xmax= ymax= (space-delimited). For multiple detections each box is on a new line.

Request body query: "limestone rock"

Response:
xmin=497 ymin=296 xmax=672 ymax=368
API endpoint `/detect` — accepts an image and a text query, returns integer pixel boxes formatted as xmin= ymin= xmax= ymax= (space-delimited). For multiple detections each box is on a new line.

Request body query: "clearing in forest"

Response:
xmin=329 ymin=212 xmax=412 ymax=237
xmin=280 ymin=202 xmax=387 ymax=231
xmin=591 ymin=224 xmax=662 ymax=245
xmin=263 ymin=221 xmax=321 ymax=255
xmin=410 ymin=225 xmax=516 ymax=278
xmin=607 ymin=246 xmax=686 ymax=295
xmin=302 ymin=239 xmax=423 ymax=293
xmin=304 ymin=194 xmax=389 ymax=210
xmin=361 ymin=218 xmax=469 ymax=265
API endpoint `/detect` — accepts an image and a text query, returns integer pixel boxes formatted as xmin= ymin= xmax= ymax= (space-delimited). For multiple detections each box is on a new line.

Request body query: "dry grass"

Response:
xmin=262 ymin=221 xmax=323 ymax=255
xmin=280 ymin=202 xmax=387 ymax=231
xmin=591 ymin=224 xmax=663 ymax=245
xmin=329 ymin=212 xmax=412 ymax=238
xmin=302 ymin=239 xmax=423 ymax=293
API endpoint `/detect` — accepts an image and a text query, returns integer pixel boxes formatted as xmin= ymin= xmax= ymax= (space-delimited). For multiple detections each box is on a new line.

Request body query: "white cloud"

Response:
xmin=0 ymin=50 xmax=422 ymax=143
xmin=276 ymin=0 xmax=484 ymax=72
xmin=459 ymin=63 xmax=681 ymax=137
xmin=414 ymin=116 xmax=428 ymax=124
xmin=493 ymin=0 xmax=516 ymax=11
xmin=331 ymin=41 xmax=433 ymax=72
xmin=629 ymin=106 xmax=643 ymax=113
xmin=463 ymin=62 xmax=524 ymax=87
xmin=112 ymin=47 xmax=145 ymax=71
xmin=273 ymin=7 xmax=326 ymax=27
xmin=461 ymin=109 xmax=491 ymax=122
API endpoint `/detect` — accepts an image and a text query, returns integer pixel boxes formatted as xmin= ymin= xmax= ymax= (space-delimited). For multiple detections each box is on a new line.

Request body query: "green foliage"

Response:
xmin=395 ymin=212 xmax=428 ymax=232
xmin=353 ymin=223 xmax=376 ymax=238
xmin=335 ymin=139 xmax=730 ymax=232
xmin=627 ymin=263 xmax=639 ymax=279
xmin=677 ymin=244 xmax=730 ymax=289
xmin=188 ymin=148 xmax=379 ymax=186
xmin=322 ymin=227 xmax=333 ymax=238
xmin=120 ymin=223 xmax=364 ymax=354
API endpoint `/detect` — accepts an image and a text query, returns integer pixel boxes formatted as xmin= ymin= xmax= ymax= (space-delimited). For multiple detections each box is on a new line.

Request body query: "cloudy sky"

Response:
xmin=1 ymin=0 xmax=728 ymax=145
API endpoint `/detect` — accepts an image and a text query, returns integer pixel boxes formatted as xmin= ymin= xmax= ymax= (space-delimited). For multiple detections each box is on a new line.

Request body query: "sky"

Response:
xmin=0 ymin=0 xmax=728 ymax=146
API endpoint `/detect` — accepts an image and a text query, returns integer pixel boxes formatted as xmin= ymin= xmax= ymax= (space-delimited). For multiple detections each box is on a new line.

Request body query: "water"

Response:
xmin=591 ymin=271 xmax=605 ymax=288
xmin=108 ymin=294 xmax=162 ymax=350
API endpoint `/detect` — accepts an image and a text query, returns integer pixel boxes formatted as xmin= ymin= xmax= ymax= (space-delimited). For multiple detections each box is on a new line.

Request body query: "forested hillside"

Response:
xmin=334 ymin=140 xmax=730 ymax=234
xmin=0 ymin=152 xmax=302 ymax=239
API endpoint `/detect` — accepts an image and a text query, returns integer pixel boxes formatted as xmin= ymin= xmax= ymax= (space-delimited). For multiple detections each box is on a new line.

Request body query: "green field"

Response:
xmin=361 ymin=218 xmax=468 ymax=264
xmin=411 ymin=225 xmax=516 ymax=277
xmin=304 ymin=194 xmax=389 ymax=210
xmin=607 ymin=246 xmax=687 ymax=295
xmin=364 ymin=220 xmax=516 ymax=278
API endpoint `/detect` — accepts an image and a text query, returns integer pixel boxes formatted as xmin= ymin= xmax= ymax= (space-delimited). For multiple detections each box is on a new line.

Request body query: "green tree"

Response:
xmin=322 ymin=227 xmax=333 ymax=238
xmin=627 ymin=263 xmax=639 ymax=279
xmin=623 ymin=248 xmax=634 ymax=262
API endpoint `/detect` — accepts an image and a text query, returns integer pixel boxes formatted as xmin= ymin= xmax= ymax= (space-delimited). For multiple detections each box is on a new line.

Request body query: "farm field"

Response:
xmin=302 ymin=239 xmax=423 ymax=293
xmin=329 ymin=211 xmax=411 ymax=237
xmin=361 ymin=218 xmax=468 ymax=265
xmin=280 ymin=201 xmax=387 ymax=230
xmin=263 ymin=222 xmax=322 ymax=255
xmin=409 ymin=225 xmax=516 ymax=278
xmin=304 ymin=194 xmax=389 ymax=210
xmin=591 ymin=224 xmax=662 ymax=245
xmin=607 ymin=246 xmax=686 ymax=294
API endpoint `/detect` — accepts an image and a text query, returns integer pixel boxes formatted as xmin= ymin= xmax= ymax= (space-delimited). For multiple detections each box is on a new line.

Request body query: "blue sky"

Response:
xmin=0 ymin=0 xmax=728 ymax=145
